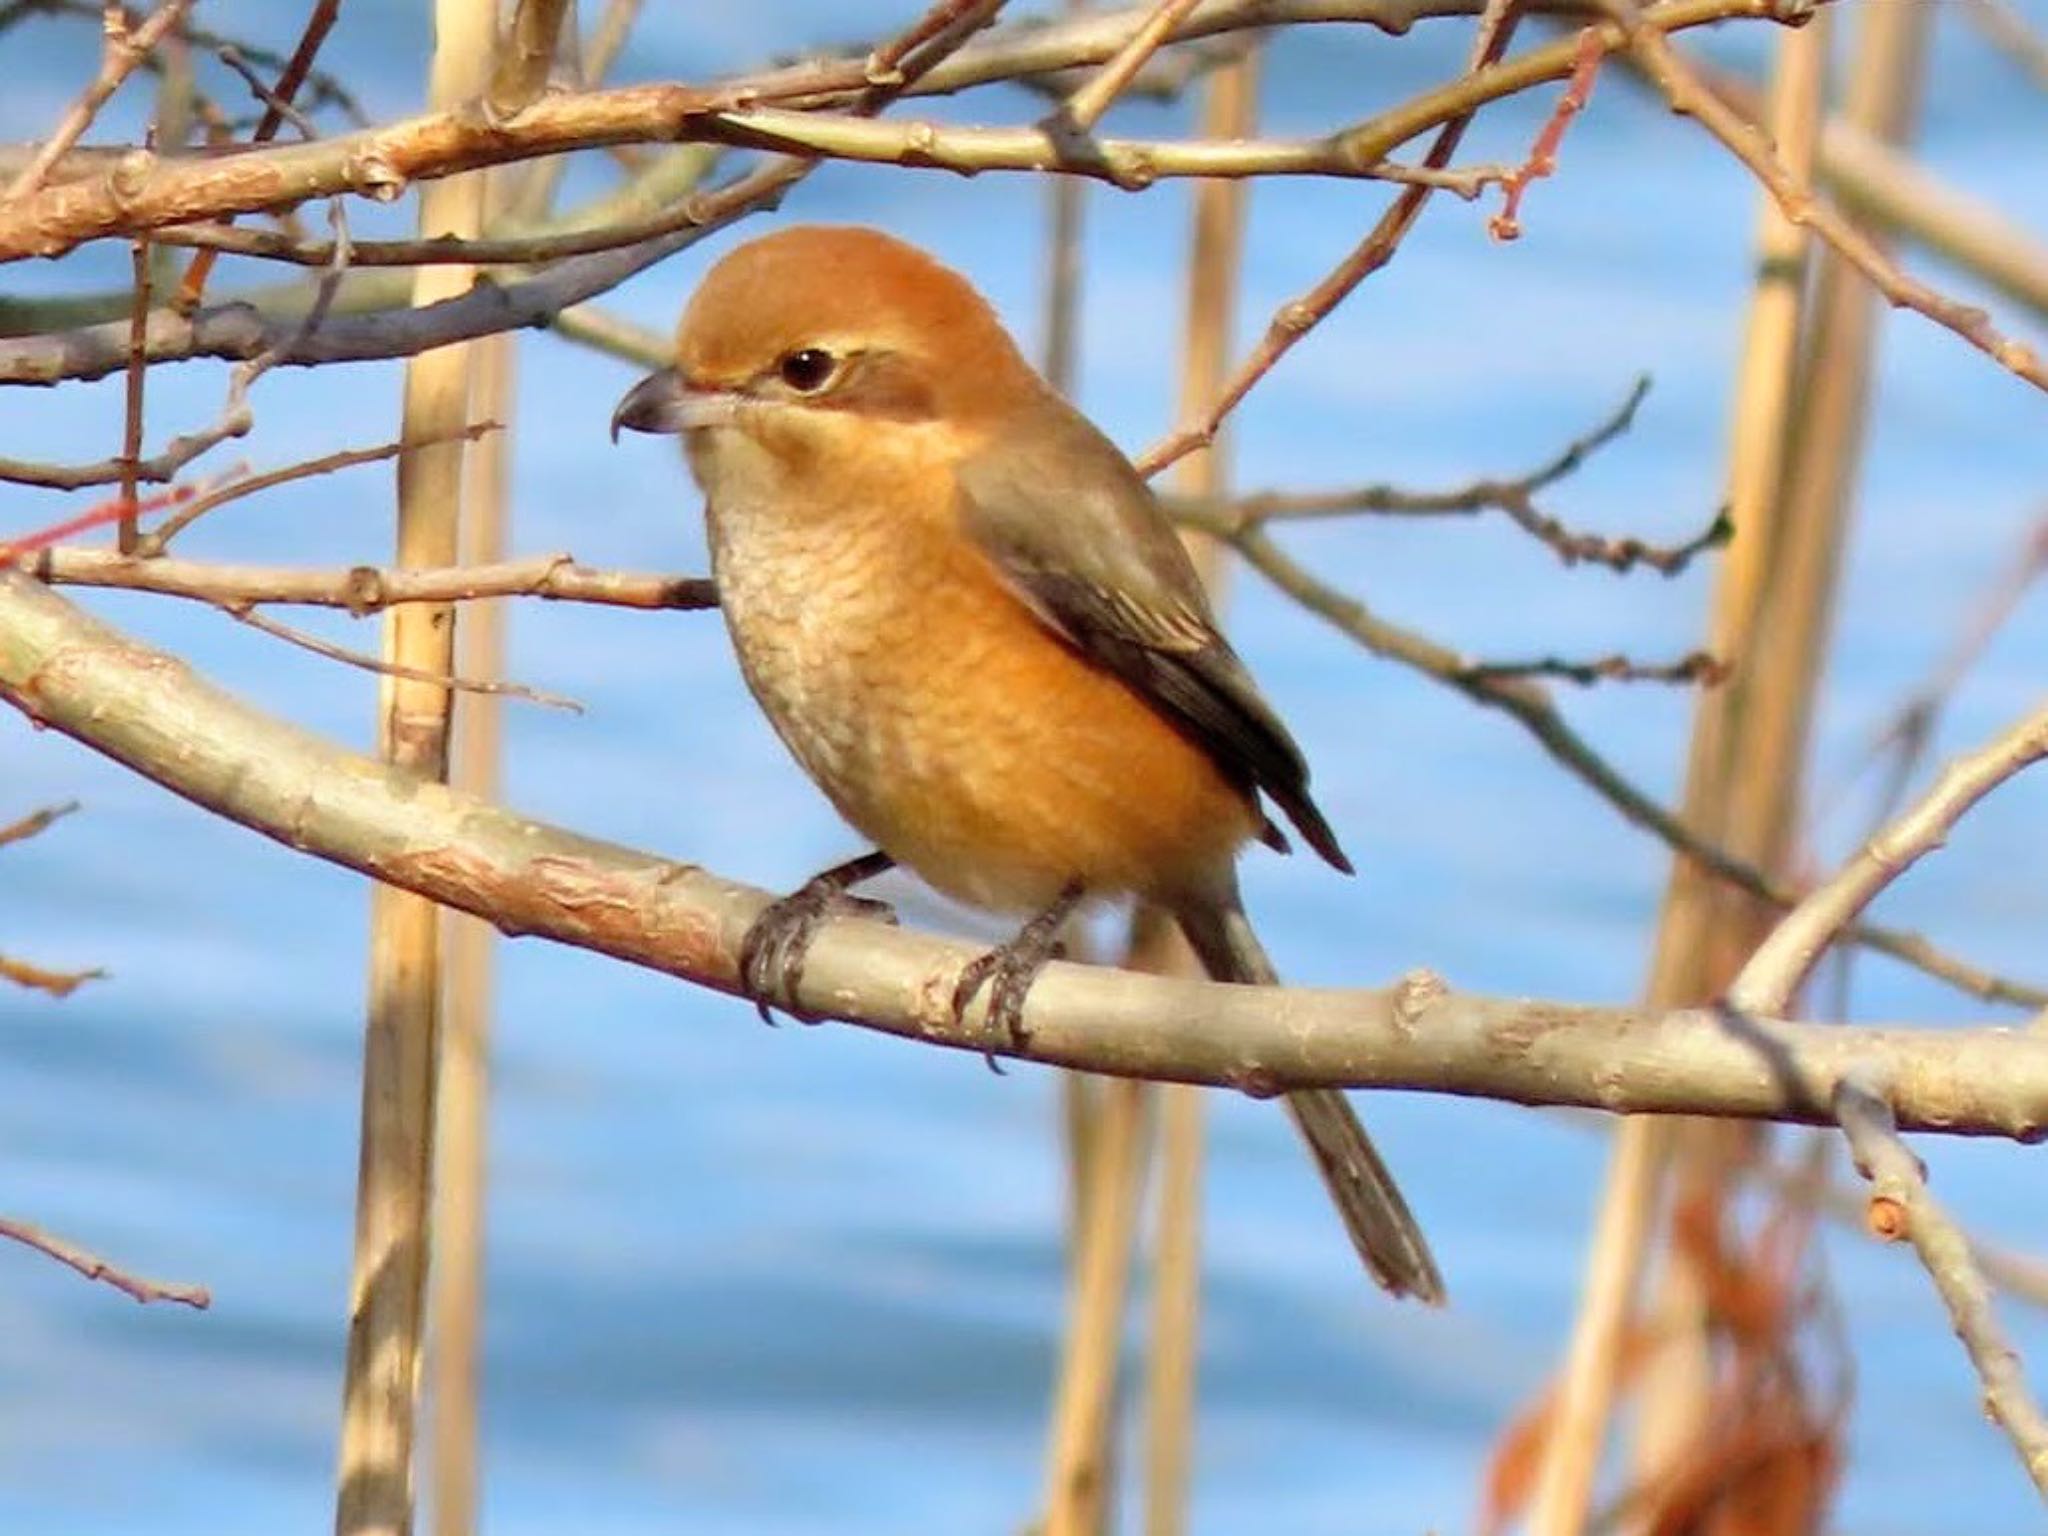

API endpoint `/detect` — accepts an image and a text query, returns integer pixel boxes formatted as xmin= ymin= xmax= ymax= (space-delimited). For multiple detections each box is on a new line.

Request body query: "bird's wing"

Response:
xmin=955 ymin=397 xmax=1351 ymax=873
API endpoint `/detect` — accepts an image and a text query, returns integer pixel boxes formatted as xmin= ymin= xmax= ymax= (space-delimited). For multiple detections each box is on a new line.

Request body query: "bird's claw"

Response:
xmin=952 ymin=942 xmax=1060 ymax=1073
xmin=739 ymin=883 xmax=895 ymax=1025
xmin=951 ymin=882 xmax=1084 ymax=1072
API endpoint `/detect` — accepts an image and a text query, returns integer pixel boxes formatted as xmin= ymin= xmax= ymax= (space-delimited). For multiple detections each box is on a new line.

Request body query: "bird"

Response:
xmin=612 ymin=223 xmax=1443 ymax=1303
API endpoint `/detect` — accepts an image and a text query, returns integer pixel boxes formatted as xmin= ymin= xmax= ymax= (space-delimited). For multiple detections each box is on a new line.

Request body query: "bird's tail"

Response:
xmin=1173 ymin=892 xmax=1446 ymax=1305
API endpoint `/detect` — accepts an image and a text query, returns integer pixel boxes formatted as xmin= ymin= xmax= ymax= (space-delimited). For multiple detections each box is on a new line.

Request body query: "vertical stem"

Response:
xmin=1040 ymin=0 xmax=1098 ymax=1271
xmin=1142 ymin=47 xmax=1258 ymax=1536
xmin=1526 ymin=15 xmax=1831 ymax=1534
xmin=427 ymin=239 xmax=515 ymax=1536
xmin=336 ymin=4 xmax=494 ymax=1534
xmin=1042 ymin=1078 xmax=1152 ymax=1536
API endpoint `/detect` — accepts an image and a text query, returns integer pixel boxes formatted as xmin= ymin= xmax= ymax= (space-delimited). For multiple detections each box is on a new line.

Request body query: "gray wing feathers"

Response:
xmin=957 ymin=399 xmax=1351 ymax=873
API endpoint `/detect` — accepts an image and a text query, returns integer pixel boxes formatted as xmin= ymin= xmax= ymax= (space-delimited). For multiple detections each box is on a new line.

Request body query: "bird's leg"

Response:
xmin=738 ymin=850 xmax=897 ymax=1024
xmin=952 ymin=881 xmax=1087 ymax=1065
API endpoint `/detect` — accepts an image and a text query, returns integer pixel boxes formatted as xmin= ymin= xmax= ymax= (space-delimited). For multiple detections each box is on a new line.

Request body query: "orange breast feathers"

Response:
xmin=704 ymin=445 xmax=1259 ymax=916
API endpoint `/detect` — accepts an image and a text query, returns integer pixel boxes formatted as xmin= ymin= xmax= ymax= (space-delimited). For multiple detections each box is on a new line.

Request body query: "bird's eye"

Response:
xmin=777 ymin=348 xmax=836 ymax=393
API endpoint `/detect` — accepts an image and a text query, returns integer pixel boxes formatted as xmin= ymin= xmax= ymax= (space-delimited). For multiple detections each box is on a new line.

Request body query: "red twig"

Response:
xmin=1490 ymin=25 xmax=1606 ymax=241
xmin=0 ymin=482 xmax=201 ymax=565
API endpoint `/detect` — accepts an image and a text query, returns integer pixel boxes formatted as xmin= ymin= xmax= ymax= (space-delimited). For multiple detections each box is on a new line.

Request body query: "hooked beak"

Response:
xmin=609 ymin=367 xmax=742 ymax=443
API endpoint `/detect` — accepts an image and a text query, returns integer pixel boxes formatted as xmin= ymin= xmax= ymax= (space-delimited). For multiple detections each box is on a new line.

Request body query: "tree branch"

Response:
xmin=0 ymin=0 xmax=1797 ymax=265
xmin=1835 ymin=1073 xmax=2048 ymax=1499
xmin=6 ymin=569 xmax=2048 ymax=1136
xmin=30 ymin=548 xmax=716 ymax=612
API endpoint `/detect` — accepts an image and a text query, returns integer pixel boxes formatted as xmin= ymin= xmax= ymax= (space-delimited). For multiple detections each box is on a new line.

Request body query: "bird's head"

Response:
xmin=612 ymin=225 xmax=1034 ymax=503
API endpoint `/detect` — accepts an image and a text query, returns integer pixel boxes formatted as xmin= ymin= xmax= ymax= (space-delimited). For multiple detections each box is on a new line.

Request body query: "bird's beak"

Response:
xmin=609 ymin=368 xmax=742 ymax=442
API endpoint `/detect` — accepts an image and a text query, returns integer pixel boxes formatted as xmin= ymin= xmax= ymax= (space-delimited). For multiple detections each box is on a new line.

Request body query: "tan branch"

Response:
xmin=3 ymin=0 xmax=192 ymax=199
xmin=1730 ymin=700 xmax=2048 ymax=1015
xmin=32 ymin=548 xmax=716 ymax=612
xmin=0 ymin=0 xmax=1796 ymax=265
xmin=1220 ymin=525 xmax=2047 ymax=1009
xmin=7 ymin=568 xmax=2048 ymax=1133
xmin=1601 ymin=0 xmax=2044 ymax=393
xmin=1835 ymin=1074 xmax=2048 ymax=1499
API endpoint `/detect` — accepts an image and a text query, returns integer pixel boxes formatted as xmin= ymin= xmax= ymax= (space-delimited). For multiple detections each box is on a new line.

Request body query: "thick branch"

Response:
xmin=5 ymin=569 xmax=2048 ymax=1137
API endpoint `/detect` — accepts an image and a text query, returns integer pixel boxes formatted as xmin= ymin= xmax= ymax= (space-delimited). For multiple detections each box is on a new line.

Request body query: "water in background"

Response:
xmin=3 ymin=3 xmax=2045 ymax=1531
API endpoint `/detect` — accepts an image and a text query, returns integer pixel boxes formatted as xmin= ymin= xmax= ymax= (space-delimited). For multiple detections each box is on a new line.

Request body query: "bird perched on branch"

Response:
xmin=612 ymin=224 xmax=1442 ymax=1303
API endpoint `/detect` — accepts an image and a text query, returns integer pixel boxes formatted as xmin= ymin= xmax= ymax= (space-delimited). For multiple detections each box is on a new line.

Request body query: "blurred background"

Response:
xmin=2 ymin=1 xmax=2045 ymax=1531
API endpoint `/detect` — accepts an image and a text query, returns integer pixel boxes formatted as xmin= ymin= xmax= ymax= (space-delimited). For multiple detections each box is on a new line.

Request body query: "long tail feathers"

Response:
xmin=1174 ymin=894 xmax=1446 ymax=1305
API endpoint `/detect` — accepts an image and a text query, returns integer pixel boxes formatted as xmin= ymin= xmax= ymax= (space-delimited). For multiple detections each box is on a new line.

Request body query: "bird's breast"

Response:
xmin=705 ymin=484 xmax=1256 ymax=913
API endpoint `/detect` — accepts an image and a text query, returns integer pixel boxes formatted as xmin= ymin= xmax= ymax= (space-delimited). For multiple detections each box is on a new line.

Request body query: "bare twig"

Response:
xmin=1730 ymin=701 xmax=2048 ymax=1016
xmin=1489 ymin=24 xmax=1604 ymax=240
xmin=1223 ymin=525 xmax=2046 ymax=1009
xmin=0 ymin=481 xmax=201 ymax=562
xmin=1835 ymin=1074 xmax=2048 ymax=1500
xmin=0 ymin=0 xmax=1790 ymax=266
xmin=0 ymin=952 xmax=105 ymax=996
xmin=138 ymin=423 xmax=498 ymax=554
xmin=1599 ymin=0 xmax=2045 ymax=393
xmin=0 ymin=799 xmax=79 ymax=848
xmin=0 ymin=0 xmax=366 ymax=124
xmin=1826 ymin=512 xmax=2048 ymax=822
xmin=34 ymin=548 xmax=715 ymax=612
xmin=0 ymin=1213 xmax=208 ymax=1307
xmin=1465 ymin=650 xmax=1727 ymax=687
xmin=1135 ymin=0 xmax=1536 ymax=475
xmin=173 ymin=0 xmax=339 ymax=313
xmin=1055 ymin=0 xmax=1204 ymax=130
xmin=117 ymin=235 xmax=150 ymax=551
xmin=221 ymin=603 xmax=581 ymax=712
xmin=3 ymin=0 xmax=191 ymax=199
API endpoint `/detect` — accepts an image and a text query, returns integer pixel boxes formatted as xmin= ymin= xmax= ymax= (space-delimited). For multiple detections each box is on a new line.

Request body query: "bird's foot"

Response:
xmin=952 ymin=882 xmax=1086 ymax=1071
xmin=738 ymin=851 xmax=896 ymax=1024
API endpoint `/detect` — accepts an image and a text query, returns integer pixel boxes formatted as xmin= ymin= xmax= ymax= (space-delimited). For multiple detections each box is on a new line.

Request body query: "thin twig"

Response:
xmin=0 ymin=952 xmax=106 ymax=996
xmin=118 ymin=234 xmax=150 ymax=552
xmin=173 ymin=0 xmax=339 ymax=312
xmin=34 ymin=548 xmax=715 ymax=612
xmin=138 ymin=423 xmax=498 ymax=554
xmin=222 ymin=602 xmax=581 ymax=712
xmin=0 ymin=0 xmax=1789 ymax=267
xmin=2 ymin=0 xmax=191 ymax=198
xmin=1224 ymin=525 xmax=2046 ymax=1009
xmin=0 ymin=1213 xmax=208 ymax=1307
xmin=1489 ymin=24 xmax=1604 ymax=240
xmin=1599 ymin=0 xmax=2045 ymax=393
xmin=0 ymin=799 xmax=79 ymax=848
xmin=1135 ymin=0 xmax=1532 ymax=475
xmin=1835 ymin=1073 xmax=2048 ymax=1500
xmin=1465 ymin=650 xmax=1727 ymax=687
xmin=1055 ymin=0 xmax=1204 ymax=130
xmin=1730 ymin=700 xmax=2048 ymax=1016
xmin=0 ymin=481 xmax=201 ymax=561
